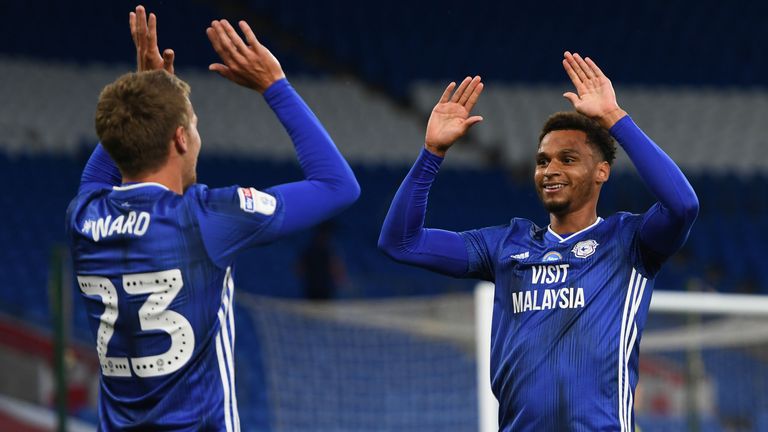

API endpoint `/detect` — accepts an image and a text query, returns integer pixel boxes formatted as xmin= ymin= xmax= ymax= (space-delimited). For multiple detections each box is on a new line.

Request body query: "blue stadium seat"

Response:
xmin=2 ymin=153 xmax=767 ymax=323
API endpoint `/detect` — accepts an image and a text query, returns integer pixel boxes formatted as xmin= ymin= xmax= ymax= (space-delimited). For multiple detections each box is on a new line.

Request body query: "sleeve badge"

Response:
xmin=237 ymin=187 xmax=276 ymax=216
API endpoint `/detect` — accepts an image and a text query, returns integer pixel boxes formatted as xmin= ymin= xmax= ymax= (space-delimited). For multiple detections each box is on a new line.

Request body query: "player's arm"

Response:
xmin=80 ymin=6 xmax=175 ymax=193
xmin=562 ymin=52 xmax=699 ymax=259
xmin=207 ymin=20 xmax=359 ymax=235
xmin=79 ymin=144 xmax=122 ymax=193
xmin=378 ymin=77 xmax=487 ymax=277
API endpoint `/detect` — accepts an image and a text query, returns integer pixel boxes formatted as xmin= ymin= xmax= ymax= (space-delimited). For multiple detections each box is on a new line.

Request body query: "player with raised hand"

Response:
xmin=67 ymin=5 xmax=359 ymax=431
xmin=206 ymin=19 xmax=284 ymax=92
xmin=129 ymin=5 xmax=174 ymax=74
xmin=422 ymin=75 xmax=484 ymax=157
xmin=379 ymin=54 xmax=698 ymax=431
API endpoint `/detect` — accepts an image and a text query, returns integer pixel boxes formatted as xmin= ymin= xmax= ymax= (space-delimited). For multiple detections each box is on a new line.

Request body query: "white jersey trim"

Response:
xmin=219 ymin=267 xmax=240 ymax=432
xmin=215 ymin=332 xmax=233 ymax=432
xmin=112 ymin=182 xmax=170 ymax=191
xmin=547 ymin=217 xmax=604 ymax=243
xmin=618 ymin=268 xmax=647 ymax=431
xmin=225 ymin=274 xmax=241 ymax=431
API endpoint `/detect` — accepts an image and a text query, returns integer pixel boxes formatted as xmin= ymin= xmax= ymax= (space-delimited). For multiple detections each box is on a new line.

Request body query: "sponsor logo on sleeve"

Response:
xmin=237 ymin=187 xmax=276 ymax=216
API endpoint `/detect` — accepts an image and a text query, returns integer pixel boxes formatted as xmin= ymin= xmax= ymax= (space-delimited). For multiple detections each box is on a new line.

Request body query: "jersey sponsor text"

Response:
xmin=511 ymin=287 xmax=585 ymax=313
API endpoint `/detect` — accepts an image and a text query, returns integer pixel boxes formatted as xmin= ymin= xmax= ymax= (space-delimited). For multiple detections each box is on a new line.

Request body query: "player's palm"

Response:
xmin=424 ymin=76 xmax=484 ymax=156
xmin=426 ymin=103 xmax=473 ymax=148
xmin=141 ymin=45 xmax=167 ymax=72
xmin=568 ymin=75 xmax=618 ymax=119
xmin=130 ymin=6 xmax=175 ymax=74
xmin=207 ymin=20 xmax=286 ymax=93
xmin=562 ymin=52 xmax=620 ymax=121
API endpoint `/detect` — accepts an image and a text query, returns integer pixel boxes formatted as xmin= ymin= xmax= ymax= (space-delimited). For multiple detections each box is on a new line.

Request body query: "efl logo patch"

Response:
xmin=237 ymin=187 xmax=276 ymax=216
xmin=572 ymin=239 xmax=598 ymax=258
xmin=542 ymin=251 xmax=562 ymax=262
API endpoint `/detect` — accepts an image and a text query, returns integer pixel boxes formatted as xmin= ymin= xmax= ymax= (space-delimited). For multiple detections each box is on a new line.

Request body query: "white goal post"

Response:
xmin=475 ymin=282 xmax=498 ymax=432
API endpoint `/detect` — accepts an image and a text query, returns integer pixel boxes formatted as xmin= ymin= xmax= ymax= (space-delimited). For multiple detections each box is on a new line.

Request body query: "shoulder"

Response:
xmin=495 ymin=217 xmax=546 ymax=242
xmin=511 ymin=217 xmax=544 ymax=235
xmin=596 ymin=212 xmax=644 ymax=246
xmin=462 ymin=217 xmax=540 ymax=250
xmin=182 ymin=184 xmax=282 ymax=238
xmin=603 ymin=212 xmax=643 ymax=232
xmin=183 ymin=184 xmax=278 ymax=216
xmin=66 ymin=184 xmax=113 ymax=226
xmin=601 ymin=212 xmax=663 ymax=275
xmin=73 ymin=182 xmax=113 ymax=201
xmin=498 ymin=217 xmax=548 ymax=244
xmin=606 ymin=211 xmax=641 ymax=222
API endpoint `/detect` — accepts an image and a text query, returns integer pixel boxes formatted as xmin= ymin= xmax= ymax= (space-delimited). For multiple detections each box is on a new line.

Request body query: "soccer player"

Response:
xmin=378 ymin=52 xmax=698 ymax=431
xmin=66 ymin=6 xmax=359 ymax=431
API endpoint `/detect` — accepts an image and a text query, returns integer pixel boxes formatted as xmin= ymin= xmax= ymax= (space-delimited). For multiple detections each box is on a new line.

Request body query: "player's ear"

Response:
xmin=595 ymin=160 xmax=610 ymax=184
xmin=172 ymin=125 xmax=188 ymax=155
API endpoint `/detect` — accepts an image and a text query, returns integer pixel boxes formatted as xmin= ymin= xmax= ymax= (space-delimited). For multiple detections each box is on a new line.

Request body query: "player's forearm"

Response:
xmin=610 ymin=116 xmax=699 ymax=254
xmin=262 ymin=79 xmax=359 ymax=232
xmin=79 ymin=143 xmax=122 ymax=192
xmin=377 ymin=149 xmax=469 ymax=277
xmin=263 ymin=79 xmax=359 ymax=199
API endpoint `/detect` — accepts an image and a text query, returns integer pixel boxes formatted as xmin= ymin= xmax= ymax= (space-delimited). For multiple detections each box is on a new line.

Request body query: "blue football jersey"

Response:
xmin=66 ymin=182 xmax=283 ymax=431
xmin=462 ymin=213 xmax=663 ymax=432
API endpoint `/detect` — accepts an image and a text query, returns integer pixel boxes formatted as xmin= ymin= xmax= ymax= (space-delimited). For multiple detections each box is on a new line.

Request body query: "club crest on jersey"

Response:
xmin=237 ymin=187 xmax=276 ymax=216
xmin=572 ymin=239 xmax=598 ymax=258
xmin=542 ymin=251 xmax=562 ymax=262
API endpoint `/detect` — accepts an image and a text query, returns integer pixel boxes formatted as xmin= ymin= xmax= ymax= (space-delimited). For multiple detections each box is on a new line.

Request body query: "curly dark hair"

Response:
xmin=538 ymin=111 xmax=617 ymax=165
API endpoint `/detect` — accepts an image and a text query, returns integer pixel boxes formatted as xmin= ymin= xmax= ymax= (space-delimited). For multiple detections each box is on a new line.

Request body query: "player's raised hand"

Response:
xmin=425 ymin=76 xmax=484 ymax=157
xmin=562 ymin=52 xmax=626 ymax=129
xmin=206 ymin=19 xmax=285 ymax=93
xmin=129 ymin=5 xmax=175 ymax=74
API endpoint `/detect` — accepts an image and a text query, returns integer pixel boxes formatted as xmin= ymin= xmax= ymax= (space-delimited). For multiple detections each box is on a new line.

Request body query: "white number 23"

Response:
xmin=77 ymin=270 xmax=195 ymax=378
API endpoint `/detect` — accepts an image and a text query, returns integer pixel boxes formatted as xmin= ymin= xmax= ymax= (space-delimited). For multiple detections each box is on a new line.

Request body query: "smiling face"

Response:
xmin=535 ymin=129 xmax=609 ymax=216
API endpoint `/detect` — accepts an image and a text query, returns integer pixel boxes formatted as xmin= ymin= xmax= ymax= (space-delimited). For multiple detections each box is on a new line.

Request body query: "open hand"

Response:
xmin=562 ymin=52 xmax=626 ymax=129
xmin=129 ymin=5 xmax=174 ymax=73
xmin=206 ymin=19 xmax=285 ymax=93
xmin=425 ymin=76 xmax=484 ymax=157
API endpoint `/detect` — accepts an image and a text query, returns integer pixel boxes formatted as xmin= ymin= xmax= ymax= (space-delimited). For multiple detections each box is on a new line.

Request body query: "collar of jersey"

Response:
xmin=113 ymin=182 xmax=170 ymax=192
xmin=545 ymin=217 xmax=604 ymax=244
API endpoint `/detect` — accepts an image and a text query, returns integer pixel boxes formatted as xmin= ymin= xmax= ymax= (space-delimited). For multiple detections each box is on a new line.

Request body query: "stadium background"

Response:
xmin=1 ymin=0 xmax=768 ymax=430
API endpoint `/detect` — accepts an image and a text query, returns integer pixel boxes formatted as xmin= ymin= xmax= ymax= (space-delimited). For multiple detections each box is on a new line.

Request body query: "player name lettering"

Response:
xmin=531 ymin=264 xmax=569 ymax=284
xmin=82 ymin=211 xmax=151 ymax=242
xmin=511 ymin=287 xmax=585 ymax=314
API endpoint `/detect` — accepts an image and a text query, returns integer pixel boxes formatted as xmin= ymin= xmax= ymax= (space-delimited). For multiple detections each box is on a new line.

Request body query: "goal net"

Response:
xmin=635 ymin=290 xmax=768 ymax=431
xmin=236 ymin=293 xmax=478 ymax=432
xmin=235 ymin=287 xmax=768 ymax=431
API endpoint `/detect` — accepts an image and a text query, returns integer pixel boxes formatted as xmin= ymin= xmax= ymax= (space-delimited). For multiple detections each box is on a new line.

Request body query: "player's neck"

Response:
xmin=123 ymin=167 xmax=184 ymax=195
xmin=548 ymin=206 xmax=599 ymax=236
